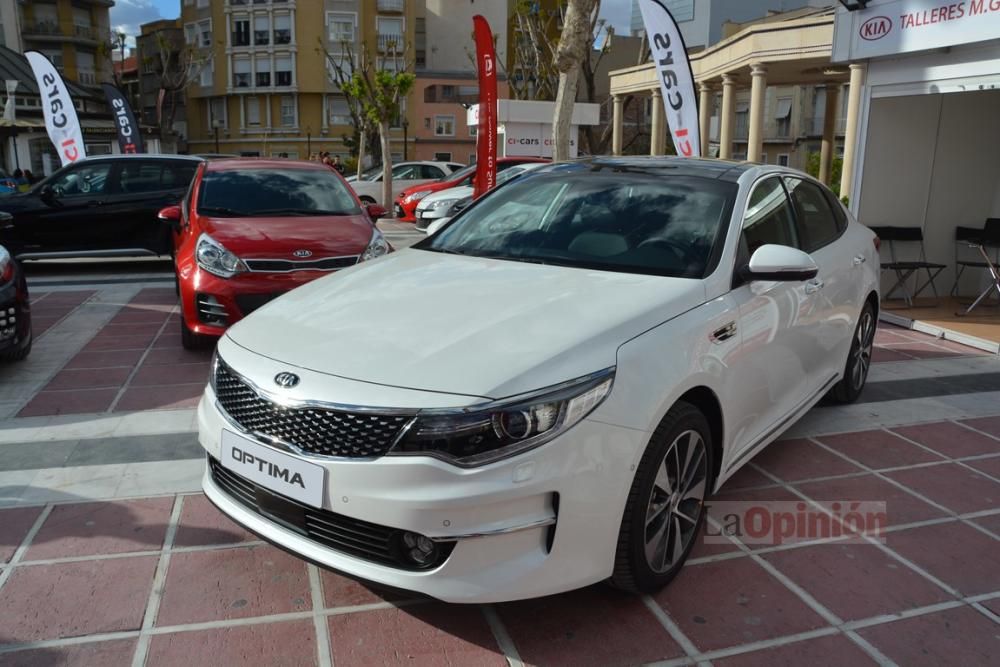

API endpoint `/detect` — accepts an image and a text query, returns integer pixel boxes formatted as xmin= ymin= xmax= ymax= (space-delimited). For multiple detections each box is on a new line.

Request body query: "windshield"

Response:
xmin=442 ymin=163 xmax=476 ymax=184
xmin=420 ymin=171 xmax=737 ymax=278
xmin=197 ymin=168 xmax=362 ymax=217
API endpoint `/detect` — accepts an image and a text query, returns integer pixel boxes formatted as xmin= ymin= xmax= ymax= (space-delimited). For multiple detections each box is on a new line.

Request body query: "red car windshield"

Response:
xmin=197 ymin=168 xmax=362 ymax=217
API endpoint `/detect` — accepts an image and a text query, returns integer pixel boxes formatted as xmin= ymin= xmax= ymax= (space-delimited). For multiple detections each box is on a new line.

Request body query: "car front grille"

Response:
xmin=213 ymin=360 xmax=412 ymax=458
xmin=244 ymin=256 xmax=358 ymax=273
xmin=209 ymin=456 xmax=454 ymax=570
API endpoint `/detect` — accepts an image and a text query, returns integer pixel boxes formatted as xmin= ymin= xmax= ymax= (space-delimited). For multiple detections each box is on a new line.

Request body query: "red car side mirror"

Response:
xmin=158 ymin=205 xmax=182 ymax=232
xmin=366 ymin=203 xmax=387 ymax=221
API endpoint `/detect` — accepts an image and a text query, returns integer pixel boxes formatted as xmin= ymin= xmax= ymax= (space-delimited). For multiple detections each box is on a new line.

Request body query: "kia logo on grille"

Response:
xmin=292 ymin=249 xmax=313 ymax=258
xmin=274 ymin=372 xmax=300 ymax=388
xmin=860 ymin=16 xmax=892 ymax=41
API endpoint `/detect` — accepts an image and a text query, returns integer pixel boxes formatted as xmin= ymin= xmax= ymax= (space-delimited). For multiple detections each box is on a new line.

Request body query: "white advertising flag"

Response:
xmin=25 ymin=51 xmax=87 ymax=166
xmin=638 ymin=0 xmax=700 ymax=157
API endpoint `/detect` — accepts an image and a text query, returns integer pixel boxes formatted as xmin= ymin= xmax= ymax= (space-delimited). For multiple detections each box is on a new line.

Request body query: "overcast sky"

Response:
xmin=112 ymin=0 xmax=636 ymax=44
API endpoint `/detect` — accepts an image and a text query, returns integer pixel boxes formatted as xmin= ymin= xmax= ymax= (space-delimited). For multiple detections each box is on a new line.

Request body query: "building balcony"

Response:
xmin=377 ymin=0 xmax=405 ymax=13
xmin=377 ymin=33 xmax=404 ymax=53
xmin=21 ymin=21 xmax=101 ymax=46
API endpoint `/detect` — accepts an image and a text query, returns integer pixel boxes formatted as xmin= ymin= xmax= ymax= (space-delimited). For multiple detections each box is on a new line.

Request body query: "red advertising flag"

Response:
xmin=472 ymin=15 xmax=497 ymax=199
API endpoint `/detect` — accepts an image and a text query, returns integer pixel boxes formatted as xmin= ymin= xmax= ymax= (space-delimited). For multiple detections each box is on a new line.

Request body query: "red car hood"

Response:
xmin=199 ymin=215 xmax=374 ymax=259
xmin=398 ymin=179 xmax=454 ymax=201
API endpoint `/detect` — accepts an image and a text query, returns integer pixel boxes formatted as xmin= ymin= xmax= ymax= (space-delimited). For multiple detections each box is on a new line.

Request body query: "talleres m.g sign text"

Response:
xmin=846 ymin=0 xmax=1000 ymax=58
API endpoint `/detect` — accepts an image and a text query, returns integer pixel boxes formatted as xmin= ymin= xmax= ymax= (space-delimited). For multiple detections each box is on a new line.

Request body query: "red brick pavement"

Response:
xmin=0 ymin=418 xmax=995 ymax=666
xmin=29 ymin=290 xmax=97 ymax=338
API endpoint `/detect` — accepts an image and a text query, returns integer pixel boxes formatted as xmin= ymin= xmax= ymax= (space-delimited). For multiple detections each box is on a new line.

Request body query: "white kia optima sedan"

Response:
xmin=198 ymin=157 xmax=879 ymax=603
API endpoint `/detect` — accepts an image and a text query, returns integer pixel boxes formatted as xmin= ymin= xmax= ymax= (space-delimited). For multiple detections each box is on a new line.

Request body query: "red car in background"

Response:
xmin=160 ymin=159 xmax=389 ymax=349
xmin=393 ymin=157 xmax=550 ymax=221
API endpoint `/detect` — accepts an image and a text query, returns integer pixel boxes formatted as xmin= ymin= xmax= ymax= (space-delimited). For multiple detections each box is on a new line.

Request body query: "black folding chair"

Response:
xmin=956 ymin=219 xmax=1000 ymax=315
xmin=951 ymin=221 xmax=1000 ymax=297
xmin=869 ymin=226 xmax=946 ymax=307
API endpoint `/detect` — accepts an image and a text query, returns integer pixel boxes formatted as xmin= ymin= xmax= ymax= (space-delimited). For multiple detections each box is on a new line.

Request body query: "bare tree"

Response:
xmin=552 ymin=0 xmax=600 ymax=161
xmin=148 ymin=35 xmax=213 ymax=144
xmin=338 ymin=42 xmax=415 ymax=207
xmin=318 ymin=39 xmax=380 ymax=177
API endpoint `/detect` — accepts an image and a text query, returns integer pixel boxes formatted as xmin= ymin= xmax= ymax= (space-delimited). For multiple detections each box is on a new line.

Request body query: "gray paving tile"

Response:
xmin=0 ymin=440 xmax=78 ymax=472
xmin=65 ymin=433 xmax=202 ymax=467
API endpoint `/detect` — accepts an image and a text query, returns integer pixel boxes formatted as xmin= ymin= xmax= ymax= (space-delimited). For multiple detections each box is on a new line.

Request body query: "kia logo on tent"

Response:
xmin=860 ymin=16 xmax=892 ymax=41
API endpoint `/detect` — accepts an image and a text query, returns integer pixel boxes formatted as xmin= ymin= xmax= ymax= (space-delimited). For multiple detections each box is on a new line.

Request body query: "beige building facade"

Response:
xmin=610 ymin=7 xmax=856 ymax=192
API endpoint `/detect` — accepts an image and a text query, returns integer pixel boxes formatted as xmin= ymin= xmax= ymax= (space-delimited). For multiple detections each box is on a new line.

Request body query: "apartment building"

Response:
xmin=183 ymin=0 xmax=415 ymax=159
xmin=11 ymin=0 xmax=114 ymax=88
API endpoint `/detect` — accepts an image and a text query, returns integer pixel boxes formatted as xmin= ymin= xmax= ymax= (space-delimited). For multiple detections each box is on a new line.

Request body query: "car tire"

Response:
xmin=359 ymin=196 xmax=376 ymax=205
xmin=830 ymin=300 xmax=876 ymax=404
xmin=180 ymin=314 xmax=212 ymax=350
xmin=0 ymin=328 xmax=32 ymax=362
xmin=609 ymin=401 xmax=713 ymax=593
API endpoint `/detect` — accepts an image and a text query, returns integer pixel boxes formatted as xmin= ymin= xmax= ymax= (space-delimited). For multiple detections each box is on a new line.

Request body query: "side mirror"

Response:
xmin=744 ymin=244 xmax=819 ymax=282
xmin=157 ymin=205 xmax=182 ymax=232
xmin=366 ymin=203 xmax=387 ymax=221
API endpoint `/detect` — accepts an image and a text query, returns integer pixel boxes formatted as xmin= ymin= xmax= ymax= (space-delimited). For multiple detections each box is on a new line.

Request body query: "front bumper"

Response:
xmin=197 ymin=351 xmax=646 ymax=602
xmin=0 ymin=272 xmax=30 ymax=352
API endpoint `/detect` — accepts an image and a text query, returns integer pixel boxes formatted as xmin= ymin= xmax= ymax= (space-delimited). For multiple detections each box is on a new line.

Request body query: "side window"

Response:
xmin=785 ymin=177 xmax=841 ymax=252
xmin=50 ymin=163 xmax=113 ymax=197
xmin=742 ymin=177 xmax=799 ymax=255
xmin=419 ymin=165 xmax=445 ymax=179
xmin=823 ymin=187 xmax=848 ymax=233
xmin=119 ymin=162 xmax=167 ymax=194
xmin=394 ymin=165 xmax=419 ymax=180
xmin=165 ymin=163 xmax=198 ymax=191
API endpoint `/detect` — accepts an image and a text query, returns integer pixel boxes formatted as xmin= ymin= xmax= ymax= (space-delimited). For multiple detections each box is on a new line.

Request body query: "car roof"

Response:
xmin=71 ymin=154 xmax=204 ymax=164
xmin=565 ymin=156 xmax=755 ymax=182
xmin=204 ymin=158 xmax=332 ymax=172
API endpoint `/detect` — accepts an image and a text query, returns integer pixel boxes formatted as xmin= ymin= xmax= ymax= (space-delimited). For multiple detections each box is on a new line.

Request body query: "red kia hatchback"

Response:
xmin=393 ymin=157 xmax=550 ymax=221
xmin=160 ymin=159 xmax=389 ymax=349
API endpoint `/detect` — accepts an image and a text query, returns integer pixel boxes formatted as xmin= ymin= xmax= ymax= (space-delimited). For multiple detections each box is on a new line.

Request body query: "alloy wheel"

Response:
xmin=643 ymin=430 xmax=708 ymax=574
xmin=852 ymin=309 xmax=875 ymax=391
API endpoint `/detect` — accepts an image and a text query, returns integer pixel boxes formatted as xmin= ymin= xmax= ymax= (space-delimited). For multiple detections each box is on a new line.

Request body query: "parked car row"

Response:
xmin=0 ymin=217 xmax=31 ymax=362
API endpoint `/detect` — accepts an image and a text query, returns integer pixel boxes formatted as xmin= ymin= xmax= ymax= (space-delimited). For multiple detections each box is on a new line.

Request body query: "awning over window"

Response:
xmin=775 ymin=98 xmax=793 ymax=119
xmin=735 ymin=101 xmax=750 ymax=113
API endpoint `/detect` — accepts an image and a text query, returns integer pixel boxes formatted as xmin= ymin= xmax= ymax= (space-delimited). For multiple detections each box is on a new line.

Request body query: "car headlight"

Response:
xmin=359 ymin=228 xmax=390 ymax=262
xmin=196 ymin=233 xmax=247 ymax=278
xmin=426 ymin=198 xmax=459 ymax=211
xmin=390 ymin=368 xmax=614 ymax=466
xmin=405 ymin=190 xmax=433 ymax=202
xmin=447 ymin=198 xmax=472 ymax=216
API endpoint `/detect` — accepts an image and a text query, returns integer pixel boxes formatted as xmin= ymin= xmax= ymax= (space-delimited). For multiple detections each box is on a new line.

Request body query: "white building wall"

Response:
xmin=423 ymin=0 xmax=507 ymax=75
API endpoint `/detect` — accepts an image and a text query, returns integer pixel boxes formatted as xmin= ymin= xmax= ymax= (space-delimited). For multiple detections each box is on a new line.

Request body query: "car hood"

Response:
xmin=199 ymin=215 xmax=374 ymax=259
xmin=225 ymin=248 xmax=707 ymax=399
xmin=416 ymin=186 xmax=473 ymax=210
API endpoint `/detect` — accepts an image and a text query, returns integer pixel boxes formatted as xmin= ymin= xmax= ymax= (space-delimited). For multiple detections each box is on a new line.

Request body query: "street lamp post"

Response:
xmin=402 ymin=117 xmax=409 ymax=161
xmin=306 ymin=126 xmax=311 ymax=157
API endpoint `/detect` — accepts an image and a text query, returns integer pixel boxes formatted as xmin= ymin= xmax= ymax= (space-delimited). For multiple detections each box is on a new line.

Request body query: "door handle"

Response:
xmin=853 ymin=255 xmax=866 ymax=266
xmin=86 ymin=200 xmax=103 ymax=207
xmin=805 ymin=279 xmax=824 ymax=294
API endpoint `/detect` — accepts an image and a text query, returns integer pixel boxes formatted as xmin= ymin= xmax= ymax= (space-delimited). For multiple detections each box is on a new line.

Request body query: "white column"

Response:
xmin=650 ymin=88 xmax=664 ymax=156
xmin=747 ymin=63 xmax=767 ymax=163
xmin=840 ymin=63 xmax=867 ymax=200
xmin=612 ymin=94 xmax=624 ymax=156
xmin=819 ymin=83 xmax=840 ymax=184
xmin=698 ymin=82 xmax=713 ymax=158
xmin=719 ymin=73 xmax=736 ymax=160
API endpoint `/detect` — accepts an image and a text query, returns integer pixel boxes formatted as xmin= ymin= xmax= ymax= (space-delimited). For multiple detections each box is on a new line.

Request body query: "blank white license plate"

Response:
xmin=220 ymin=430 xmax=325 ymax=508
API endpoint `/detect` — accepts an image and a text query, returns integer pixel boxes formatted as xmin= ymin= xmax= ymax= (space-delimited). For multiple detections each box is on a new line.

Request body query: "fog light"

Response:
xmin=400 ymin=531 xmax=439 ymax=566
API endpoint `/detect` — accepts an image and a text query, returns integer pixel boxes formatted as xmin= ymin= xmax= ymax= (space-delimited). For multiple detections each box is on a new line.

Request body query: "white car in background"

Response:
xmin=199 ymin=157 xmax=879 ymax=603
xmin=415 ymin=162 xmax=549 ymax=234
xmin=349 ymin=161 xmax=464 ymax=204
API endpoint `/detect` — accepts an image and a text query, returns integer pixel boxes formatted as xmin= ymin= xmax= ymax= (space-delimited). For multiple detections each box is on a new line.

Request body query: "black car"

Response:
xmin=0 ymin=155 xmax=202 ymax=260
xmin=0 ymin=232 xmax=31 ymax=361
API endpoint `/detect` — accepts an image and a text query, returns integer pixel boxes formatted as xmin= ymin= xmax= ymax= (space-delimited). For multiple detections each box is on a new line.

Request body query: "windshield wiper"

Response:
xmin=198 ymin=206 xmax=248 ymax=217
xmin=252 ymin=208 xmax=354 ymax=216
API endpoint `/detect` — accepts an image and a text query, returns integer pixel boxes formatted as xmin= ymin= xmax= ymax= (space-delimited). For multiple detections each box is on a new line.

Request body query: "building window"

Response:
xmin=233 ymin=58 xmax=251 ymax=88
xmin=434 ymin=152 xmax=452 ymax=161
xmin=760 ymin=153 xmax=768 ymax=164
xmin=200 ymin=60 xmax=213 ymax=87
xmin=210 ymin=97 xmax=227 ymax=128
xmin=327 ymin=12 xmax=356 ymax=47
xmin=280 ymin=96 xmax=296 ymax=127
xmin=274 ymin=14 xmax=291 ymax=45
xmin=197 ymin=0 xmax=209 ymax=7
xmin=328 ymin=96 xmax=351 ymax=125
xmin=469 ymin=124 xmax=477 ymax=137
xmin=233 ymin=18 xmax=250 ymax=46
xmin=777 ymin=154 xmax=789 ymax=167
xmin=434 ymin=115 xmax=455 ymax=137
xmin=199 ymin=19 xmax=212 ymax=48
xmin=255 ymin=58 xmax=271 ymax=87
xmin=275 ymin=55 xmax=292 ymax=87
xmin=76 ymin=52 xmax=96 ymax=85
xmin=735 ymin=103 xmax=749 ymax=138
xmin=775 ymin=97 xmax=792 ymax=138
xmin=246 ymin=96 xmax=260 ymax=126
xmin=377 ymin=17 xmax=404 ymax=53
xmin=184 ymin=23 xmax=196 ymax=45
xmin=254 ymin=16 xmax=270 ymax=46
